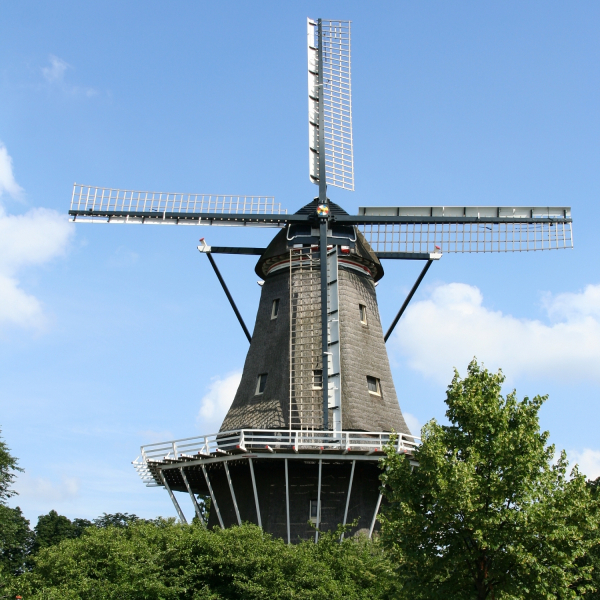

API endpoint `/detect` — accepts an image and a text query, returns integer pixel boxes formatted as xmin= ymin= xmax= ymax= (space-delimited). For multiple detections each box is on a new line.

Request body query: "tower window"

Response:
xmin=359 ymin=304 xmax=367 ymax=325
xmin=255 ymin=373 xmax=268 ymax=395
xmin=271 ymin=299 xmax=280 ymax=319
xmin=313 ymin=369 xmax=323 ymax=389
xmin=309 ymin=499 xmax=320 ymax=523
xmin=367 ymin=376 xmax=381 ymax=396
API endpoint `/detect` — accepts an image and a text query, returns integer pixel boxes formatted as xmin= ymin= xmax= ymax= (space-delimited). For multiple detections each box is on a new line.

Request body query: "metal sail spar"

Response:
xmin=69 ymin=184 xmax=288 ymax=227
xmin=357 ymin=205 xmax=573 ymax=253
xmin=307 ymin=18 xmax=354 ymax=191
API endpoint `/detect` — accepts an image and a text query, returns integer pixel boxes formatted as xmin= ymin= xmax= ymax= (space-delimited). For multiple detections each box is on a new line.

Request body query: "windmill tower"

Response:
xmin=69 ymin=18 xmax=573 ymax=541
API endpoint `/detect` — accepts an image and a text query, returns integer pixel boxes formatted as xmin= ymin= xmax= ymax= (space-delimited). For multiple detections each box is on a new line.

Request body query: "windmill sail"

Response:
xmin=308 ymin=19 xmax=354 ymax=191
xmin=357 ymin=205 xmax=573 ymax=253
xmin=69 ymin=184 xmax=287 ymax=227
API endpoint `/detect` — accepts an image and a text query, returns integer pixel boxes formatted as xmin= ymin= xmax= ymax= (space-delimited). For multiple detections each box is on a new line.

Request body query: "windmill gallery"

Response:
xmin=67 ymin=18 xmax=573 ymax=542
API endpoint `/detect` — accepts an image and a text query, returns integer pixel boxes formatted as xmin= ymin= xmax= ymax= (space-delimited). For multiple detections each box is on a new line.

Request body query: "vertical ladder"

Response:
xmin=326 ymin=248 xmax=342 ymax=433
xmin=289 ymin=248 xmax=323 ymax=431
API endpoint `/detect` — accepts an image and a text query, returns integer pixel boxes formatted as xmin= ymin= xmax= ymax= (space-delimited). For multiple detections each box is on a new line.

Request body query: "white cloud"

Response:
xmin=42 ymin=55 xmax=70 ymax=83
xmin=15 ymin=473 xmax=80 ymax=504
xmin=391 ymin=282 xmax=600 ymax=385
xmin=569 ymin=449 xmax=600 ymax=480
xmin=0 ymin=206 xmax=72 ymax=275
xmin=0 ymin=143 xmax=24 ymax=199
xmin=0 ymin=142 xmax=74 ymax=331
xmin=0 ymin=274 xmax=44 ymax=329
xmin=197 ymin=371 xmax=242 ymax=432
xmin=41 ymin=55 xmax=97 ymax=97
xmin=403 ymin=412 xmax=422 ymax=436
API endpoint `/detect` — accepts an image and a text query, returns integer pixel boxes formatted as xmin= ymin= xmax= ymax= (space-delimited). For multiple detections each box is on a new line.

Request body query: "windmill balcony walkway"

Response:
xmin=133 ymin=428 xmax=419 ymax=487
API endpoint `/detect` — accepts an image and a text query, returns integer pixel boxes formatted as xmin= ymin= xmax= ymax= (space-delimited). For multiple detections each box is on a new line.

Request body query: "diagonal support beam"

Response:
xmin=159 ymin=470 xmax=187 ymax=524
xmin=384 ymin=259 xmax=434 ymax=342
xmin=180 ymin=467 xmax=205 ymax=527
xmin=201 ymin=465 xmax=224 ymax=529
xmin=224 ymin=462 xmax=241 ymax=526
xmin=285 ymin=458 xmax=291 ymax=545
xmin=340 ymin=460 xmax=356 ymax=540
xmin=369 ymin=493 xmax=383 ymax=539
xmin=248 ymin=458 xmax=262 ymax=529
xmin=199 ymin=241 xmax=252 ymax=343
xmin=315 ymin=458 xmax=323 ymax=543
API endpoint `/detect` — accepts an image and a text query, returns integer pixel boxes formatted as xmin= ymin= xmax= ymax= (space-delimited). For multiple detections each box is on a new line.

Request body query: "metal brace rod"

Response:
xmin=179 ymin=467 xmax=205 ymax=527
xmin=384 ymin=259 xmax=434 ymax=342
xmin=340 ymin=460 xmax=356 ymax=540
xmin=315 ymin=459 xmax=323 ymax=543
xmin=224 ymin=462 xmax=241 ymax=525
xmin=248 ymin=458 xmax=262 ymax=529
xmin=285 ymin=458 xmax=291 ymax=545
xmin=369 ymin=493 xmax=383 ymax=539
xmin=159 ymin=470 xmax=187 ymax=524
xmin=201 ymin=249 xmax=252 ymax=343
xmin=201 ymin=465 xmax=224 ymax=529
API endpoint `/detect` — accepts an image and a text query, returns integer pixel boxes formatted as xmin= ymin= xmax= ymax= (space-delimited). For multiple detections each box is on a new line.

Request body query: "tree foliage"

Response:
xmin=0 ymin=429 xmax=21 ymax=504
xmin=0 ymin=505 xmax=32 ymax=576
xmin=6 ymin=521 xmax=398 ymax=599
xmin=0 ymin=430 xmax=31 ymax=578
xmin=580 ymin=478 xmax=600 ymax=600
xmin=380 ymin=360 xmax=600 ymax=600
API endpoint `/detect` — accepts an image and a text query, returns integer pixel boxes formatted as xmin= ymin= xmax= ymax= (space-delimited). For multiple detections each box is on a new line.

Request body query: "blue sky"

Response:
xmin=0 ymin=1 xmax=599 ymax=524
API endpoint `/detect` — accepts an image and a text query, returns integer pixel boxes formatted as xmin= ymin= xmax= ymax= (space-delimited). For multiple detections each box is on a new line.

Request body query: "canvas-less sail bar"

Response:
xmin=357 ymin=206 xmax=573 ymax=253
xmin=307 ymin=19 xmax=354 ymax=191
xmin=322 ymin=20 xmax=354 ymax=191
xmin=307 ymin=19 xmax=320 ymax=186
xmin=69 ymin=184 xmax=287 ymax=226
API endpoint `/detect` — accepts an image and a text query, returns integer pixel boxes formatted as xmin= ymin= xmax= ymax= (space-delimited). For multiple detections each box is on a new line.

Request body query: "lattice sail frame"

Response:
xmin=360 ymin=222 xmax=573 ymax=253
xmin=307 ymin=18 xmax=354 ymax=191
xmin=69 ymin=184 xmax=287 ymax=226
xmin=71 ymin=184 xmax=284 ymax=215
xmin=358 ymin=206 xmax=573 ymax=253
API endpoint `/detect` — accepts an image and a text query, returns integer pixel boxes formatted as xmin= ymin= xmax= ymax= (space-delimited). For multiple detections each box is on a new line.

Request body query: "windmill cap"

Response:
xmin=255 ymin=200 xmax=383 ymax=281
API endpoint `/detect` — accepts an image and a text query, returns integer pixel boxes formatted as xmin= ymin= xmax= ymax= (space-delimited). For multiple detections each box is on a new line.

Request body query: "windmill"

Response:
xmin=69 ymin=18 xmax=573 ymax=541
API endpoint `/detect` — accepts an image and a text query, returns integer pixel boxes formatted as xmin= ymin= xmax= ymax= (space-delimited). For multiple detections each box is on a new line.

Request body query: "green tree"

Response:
xmin=8 ymin=521 xmax=399 ymax=599
xmin=0 ymin=430 xmax=31 ymax=578
xmin=0 ymin=505 xmax=32 ymax=576
xmin=32 ymin=510 xmax=91 ymax=553
xmin=582 ymin=477 xmax=600 ymax=599
xmin=0 ymin=429 xmax=21 ymax=503
xmin=380 ymin=360 xmax=600 ymax=600
xmin=92 ymin=512 xmax=139 ymax=528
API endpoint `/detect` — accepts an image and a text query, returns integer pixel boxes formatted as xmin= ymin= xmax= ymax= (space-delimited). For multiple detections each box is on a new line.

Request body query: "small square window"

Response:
xmin=309 ymin=499 xmax=320 ymax=523
xmin=367 ymin=376 xmax=381 ymax=396
xmin=271 ymin=299 xmax=280 ymax=319
xmin=255 ymin=373 xmax=268 ymax=395
xmin=313 ymin=369 xmax=323 ymax=389
xmin=359 ymin=304 xmax=367 ymax=325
